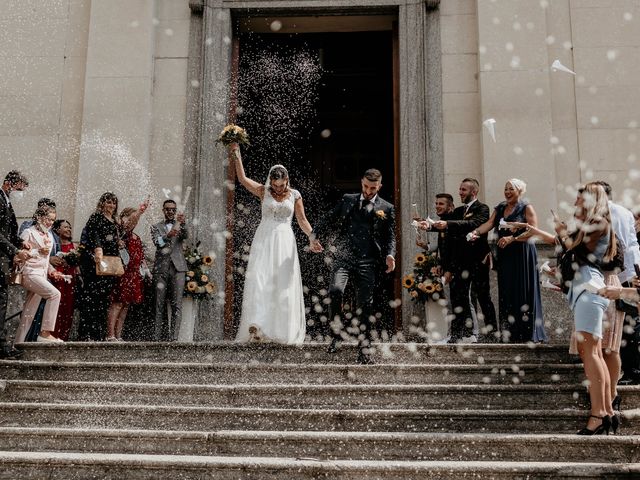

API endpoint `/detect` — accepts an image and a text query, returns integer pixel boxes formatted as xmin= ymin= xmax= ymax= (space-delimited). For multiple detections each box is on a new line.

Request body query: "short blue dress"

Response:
xmin=566 ymin=232 xmax=610 ymax=339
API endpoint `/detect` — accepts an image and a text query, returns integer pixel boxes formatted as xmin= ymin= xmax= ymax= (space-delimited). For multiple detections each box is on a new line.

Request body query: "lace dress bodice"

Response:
xmin=260 ymin=189 xmax=300 ymax=226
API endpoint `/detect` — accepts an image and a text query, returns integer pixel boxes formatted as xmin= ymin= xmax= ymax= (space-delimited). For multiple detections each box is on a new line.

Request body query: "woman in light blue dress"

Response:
xmin=507 ymin=183 xmax=616 ymax=435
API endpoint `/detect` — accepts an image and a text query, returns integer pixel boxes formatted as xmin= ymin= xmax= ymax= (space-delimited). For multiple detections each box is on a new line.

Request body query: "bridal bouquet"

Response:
xmin=216 ymin=124 xmax=250 ymax=146
xmin=402 ymin=251 xmax=445 ymax=303
xmin=184 ymin=241 xmax=216 ymax=298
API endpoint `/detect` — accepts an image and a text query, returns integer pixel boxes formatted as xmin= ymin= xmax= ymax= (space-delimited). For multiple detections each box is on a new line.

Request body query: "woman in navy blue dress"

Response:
xmin=471 ymin=179 xmax=547 ymax=343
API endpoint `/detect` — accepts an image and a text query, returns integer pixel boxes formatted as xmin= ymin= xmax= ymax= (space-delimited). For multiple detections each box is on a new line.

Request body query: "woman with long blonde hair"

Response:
xmin=506 ymin=182 xmax=617 ymax=434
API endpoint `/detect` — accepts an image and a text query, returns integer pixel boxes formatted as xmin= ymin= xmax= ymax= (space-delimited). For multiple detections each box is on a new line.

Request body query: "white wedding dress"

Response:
xmin=235 ymin=187 xmax=306 ymax=344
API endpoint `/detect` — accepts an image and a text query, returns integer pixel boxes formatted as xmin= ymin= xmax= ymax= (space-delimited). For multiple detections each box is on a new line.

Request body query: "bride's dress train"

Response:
xmin=235 ymin=188 xmax=306 ymax=344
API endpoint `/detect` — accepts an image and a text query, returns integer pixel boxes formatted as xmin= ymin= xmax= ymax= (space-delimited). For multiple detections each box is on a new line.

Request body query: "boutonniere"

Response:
xmin=375 ymin=210 xmax=386 ymax=220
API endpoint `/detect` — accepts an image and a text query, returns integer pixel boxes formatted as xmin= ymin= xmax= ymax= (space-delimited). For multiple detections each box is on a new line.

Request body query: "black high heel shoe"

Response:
xmin=577 ymin=415 xmax=611 ymax=435
xmin=612 ymin=394 xmax=622 ymax=412
xmin=611 ymin=414 xmax=620 ymax=434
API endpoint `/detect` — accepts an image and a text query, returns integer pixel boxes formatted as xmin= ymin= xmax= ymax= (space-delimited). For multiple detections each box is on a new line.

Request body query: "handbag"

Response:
xmin=598 ymin=234 xmax=625 ymax=273
xmin=96 ymin=255 xmax=125 ymax=276
xmin=119 ymin=247 xmax=130 ymax=267
xmin=557 ymin=248 xmax=579 ymax=294
xmin=9 ymin=264 xmax=23 ymax=285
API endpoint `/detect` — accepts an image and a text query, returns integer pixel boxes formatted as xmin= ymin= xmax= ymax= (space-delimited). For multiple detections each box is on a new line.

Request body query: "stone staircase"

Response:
xmin=0 ymin=342 xmax=639 ymax=479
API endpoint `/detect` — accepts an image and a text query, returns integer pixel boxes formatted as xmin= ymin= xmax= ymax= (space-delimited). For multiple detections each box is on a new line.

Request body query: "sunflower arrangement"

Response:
xmin=215 ymin=124 xmax=250 ymax=147
xmin=402 ymin=251 xmax=445 ymax=303
xmin=184 ymin=241 xmax=216 ymax=299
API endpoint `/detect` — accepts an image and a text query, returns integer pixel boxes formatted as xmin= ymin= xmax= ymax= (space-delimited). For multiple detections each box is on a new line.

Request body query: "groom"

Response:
xmin=311 ymin=168 xmax=396 ymax=364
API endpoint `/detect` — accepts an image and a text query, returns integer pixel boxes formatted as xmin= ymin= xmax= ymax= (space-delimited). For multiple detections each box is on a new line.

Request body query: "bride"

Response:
xmin=229 ymin=143 xmax=321 ymax=344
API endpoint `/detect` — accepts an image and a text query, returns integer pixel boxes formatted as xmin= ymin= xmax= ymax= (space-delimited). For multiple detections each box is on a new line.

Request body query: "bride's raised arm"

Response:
xmin=228 ymin=143 xmax=264 ymax=198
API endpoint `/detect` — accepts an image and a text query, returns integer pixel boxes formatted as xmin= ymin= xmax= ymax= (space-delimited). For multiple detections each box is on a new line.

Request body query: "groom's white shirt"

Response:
xmin=359 ymin=193 xmax=377 ymax=209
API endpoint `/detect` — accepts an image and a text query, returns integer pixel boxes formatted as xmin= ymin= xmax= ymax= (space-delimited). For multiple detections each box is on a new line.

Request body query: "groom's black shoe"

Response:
xmin=326 ymin=339 xmax=339 ymax=354
xmin=356 ymin=351 xmax=375 ymax=365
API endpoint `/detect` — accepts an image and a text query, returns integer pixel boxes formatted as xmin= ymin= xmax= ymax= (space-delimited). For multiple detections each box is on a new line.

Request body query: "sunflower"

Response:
xmin=187 ymin=281 xmax=198 ymax=292
xmin=435 ymin=283 xmax=443 ymax=291
xmin=203 ymin=256 xmax=213 ymax=266
xmin=414 ymin=253 xmax=427 ymax=265
xmin=201 ymin=274 xmax=209 ymax=283
xmin=425 ymin=283 xmax=436 ymax=294
xmin=187 ymin=271 xmax=195 ymax=278
xmin=410 ymin=290 xmax=419 ymax=298
xmin=402 ymin=274 xmax=415 ymax=289
xmin=417 ymin=282 xmax=428 ymax=293
xmin=205 ymin=283 xmax=216 ymax=294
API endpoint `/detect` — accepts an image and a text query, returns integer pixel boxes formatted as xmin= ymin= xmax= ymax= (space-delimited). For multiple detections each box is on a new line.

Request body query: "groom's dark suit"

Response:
xmin=314 ymin=193 xmax=396 ymax=354
xmin=446 ymin=199 xmax=497 ymax=340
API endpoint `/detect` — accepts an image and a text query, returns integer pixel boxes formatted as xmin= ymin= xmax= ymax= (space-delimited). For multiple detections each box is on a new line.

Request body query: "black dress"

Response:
xmin=78 ymin=212 xmax=119 ymax=341
xmin=494 ymin=201 xmax=547 ymax=343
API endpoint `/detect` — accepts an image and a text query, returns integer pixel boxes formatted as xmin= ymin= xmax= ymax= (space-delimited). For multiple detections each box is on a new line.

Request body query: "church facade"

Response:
xmin=3 ymin=0 xmax=639 ymax=338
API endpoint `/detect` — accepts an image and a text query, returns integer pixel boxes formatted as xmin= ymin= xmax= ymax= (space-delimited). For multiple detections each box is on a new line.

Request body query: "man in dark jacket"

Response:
xmin=432 ymin=178 xmax=497 ymax=343
xmin=311 ymin=168 xmax=396 ymax=364
xmin=0 ymin=170 xmax=31 ymax=359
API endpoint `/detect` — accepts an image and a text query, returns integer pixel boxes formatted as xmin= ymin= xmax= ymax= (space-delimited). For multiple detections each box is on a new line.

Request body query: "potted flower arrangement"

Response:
xmin=184 ymin=241 xmax=216 ymax=298
xmin=180 ymin=241 xmax=216 ymax=342
xmin=402 ymin=251 xmax=445 ymax=303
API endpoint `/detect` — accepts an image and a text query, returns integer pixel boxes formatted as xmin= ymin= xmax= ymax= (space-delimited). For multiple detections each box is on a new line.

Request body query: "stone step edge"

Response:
xmin=2 ymin=427 xmax=639 ymax=444
xmin=4 ymin=379 xmax=617 ymax=394
xmin=0 ymin=359 xmax=584 ymax=370
xmin=0 ymin=451 xmax=638 ymax=474
xmin=17 ymin=342 xmax=572 ymax=352
xmin=0 ymin=401 xmax=627 ymax=418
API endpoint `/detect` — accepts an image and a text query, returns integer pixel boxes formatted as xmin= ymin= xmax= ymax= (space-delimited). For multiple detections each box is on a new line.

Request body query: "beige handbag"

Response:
xmin=9 ymin=264 xmax=23 ymax=285
xmin=96 ymin=255 xmax=125 ymax=277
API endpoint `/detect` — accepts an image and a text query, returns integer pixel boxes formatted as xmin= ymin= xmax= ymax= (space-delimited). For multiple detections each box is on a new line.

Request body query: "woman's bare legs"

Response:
xmin=577 ymin=332 xmax=609 ymax=429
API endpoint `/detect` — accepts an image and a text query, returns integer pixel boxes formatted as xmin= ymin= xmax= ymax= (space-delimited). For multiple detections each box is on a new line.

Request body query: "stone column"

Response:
xmin=74 ymin=0 xmax=156 ymax=232
xmin=398 ymin=1 xmax=443 ymax=338
xmin=190 ymin=1 xmax=233 ymax=341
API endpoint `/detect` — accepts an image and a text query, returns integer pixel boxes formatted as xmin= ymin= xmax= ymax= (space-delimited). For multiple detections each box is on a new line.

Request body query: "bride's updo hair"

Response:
xmin=268 ymin=165 xmax=290 ymax=191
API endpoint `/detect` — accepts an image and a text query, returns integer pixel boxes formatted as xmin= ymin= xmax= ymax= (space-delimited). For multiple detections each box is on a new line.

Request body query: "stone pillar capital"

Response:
xmin=188 ymin=0 xmax=203 ymax=13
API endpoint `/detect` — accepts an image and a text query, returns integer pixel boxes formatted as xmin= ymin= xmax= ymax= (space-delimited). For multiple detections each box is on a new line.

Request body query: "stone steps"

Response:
xmin=4 ymin=379 xmax=638 ymax=409
xmin=1 ymin=402 xmax=638 ymax=434
xmin=0 ymin=360 xmax=585 ymax=385
xmin=0 ymin=452 xmax=638 ymax=480
xmin=1 ymin=342 xmax=638 ymax=478
xmin=17 ymin=342 xmax=574 ymax=365
xmin=2 ymin=428 xmax=638 ymax=463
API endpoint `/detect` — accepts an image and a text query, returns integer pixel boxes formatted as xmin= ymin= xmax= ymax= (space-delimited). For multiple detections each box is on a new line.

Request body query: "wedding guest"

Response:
xmin=419 ymin=193 xmax=455 ymax=342
xmin=616 ymin=211 xmax=640 ymax=385
xmin=432 ymin=178 xmax=497 ymax=343
xmin=14 ymin=206 xmax=65 ymax=343
xmin=50 ymin=220 xmax=79 ymax=341
xmin=592 ymin=181 xmax=640 ymax=405
xmin=151 ymin=200 xmax=187 ymax=341
xmin=78 ymin=192 xmax=120 ymax=341
xmin=469 ymin=179 xmax=546 ymax=343
xmin=19 ymin=199 xmax=62 ymax=342
xmin=517 ymin=183 xmax=616 ymax=435
xmin=0 ymin=170 xmax=32 ymax=358
xmin=19 ymin=198 xmax=61 ymax=256
xmin=419 ymin=193 xmax=455 ymax=276
xmin=107 ymin=201 xmax=149 ymax=341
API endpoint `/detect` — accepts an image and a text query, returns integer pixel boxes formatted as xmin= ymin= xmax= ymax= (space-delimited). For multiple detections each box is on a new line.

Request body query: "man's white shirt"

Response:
xmin=609 ymin=201 xmax=640 ymax=283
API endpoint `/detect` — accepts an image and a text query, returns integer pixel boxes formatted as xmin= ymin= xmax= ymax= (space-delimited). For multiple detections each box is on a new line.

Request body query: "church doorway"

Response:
xmin=225 ymin=15 xmax=400 ymax=339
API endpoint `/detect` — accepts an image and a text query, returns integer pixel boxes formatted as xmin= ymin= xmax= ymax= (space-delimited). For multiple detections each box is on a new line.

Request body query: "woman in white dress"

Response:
xmin=229 ymin=143 xmax=321 ymax=344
